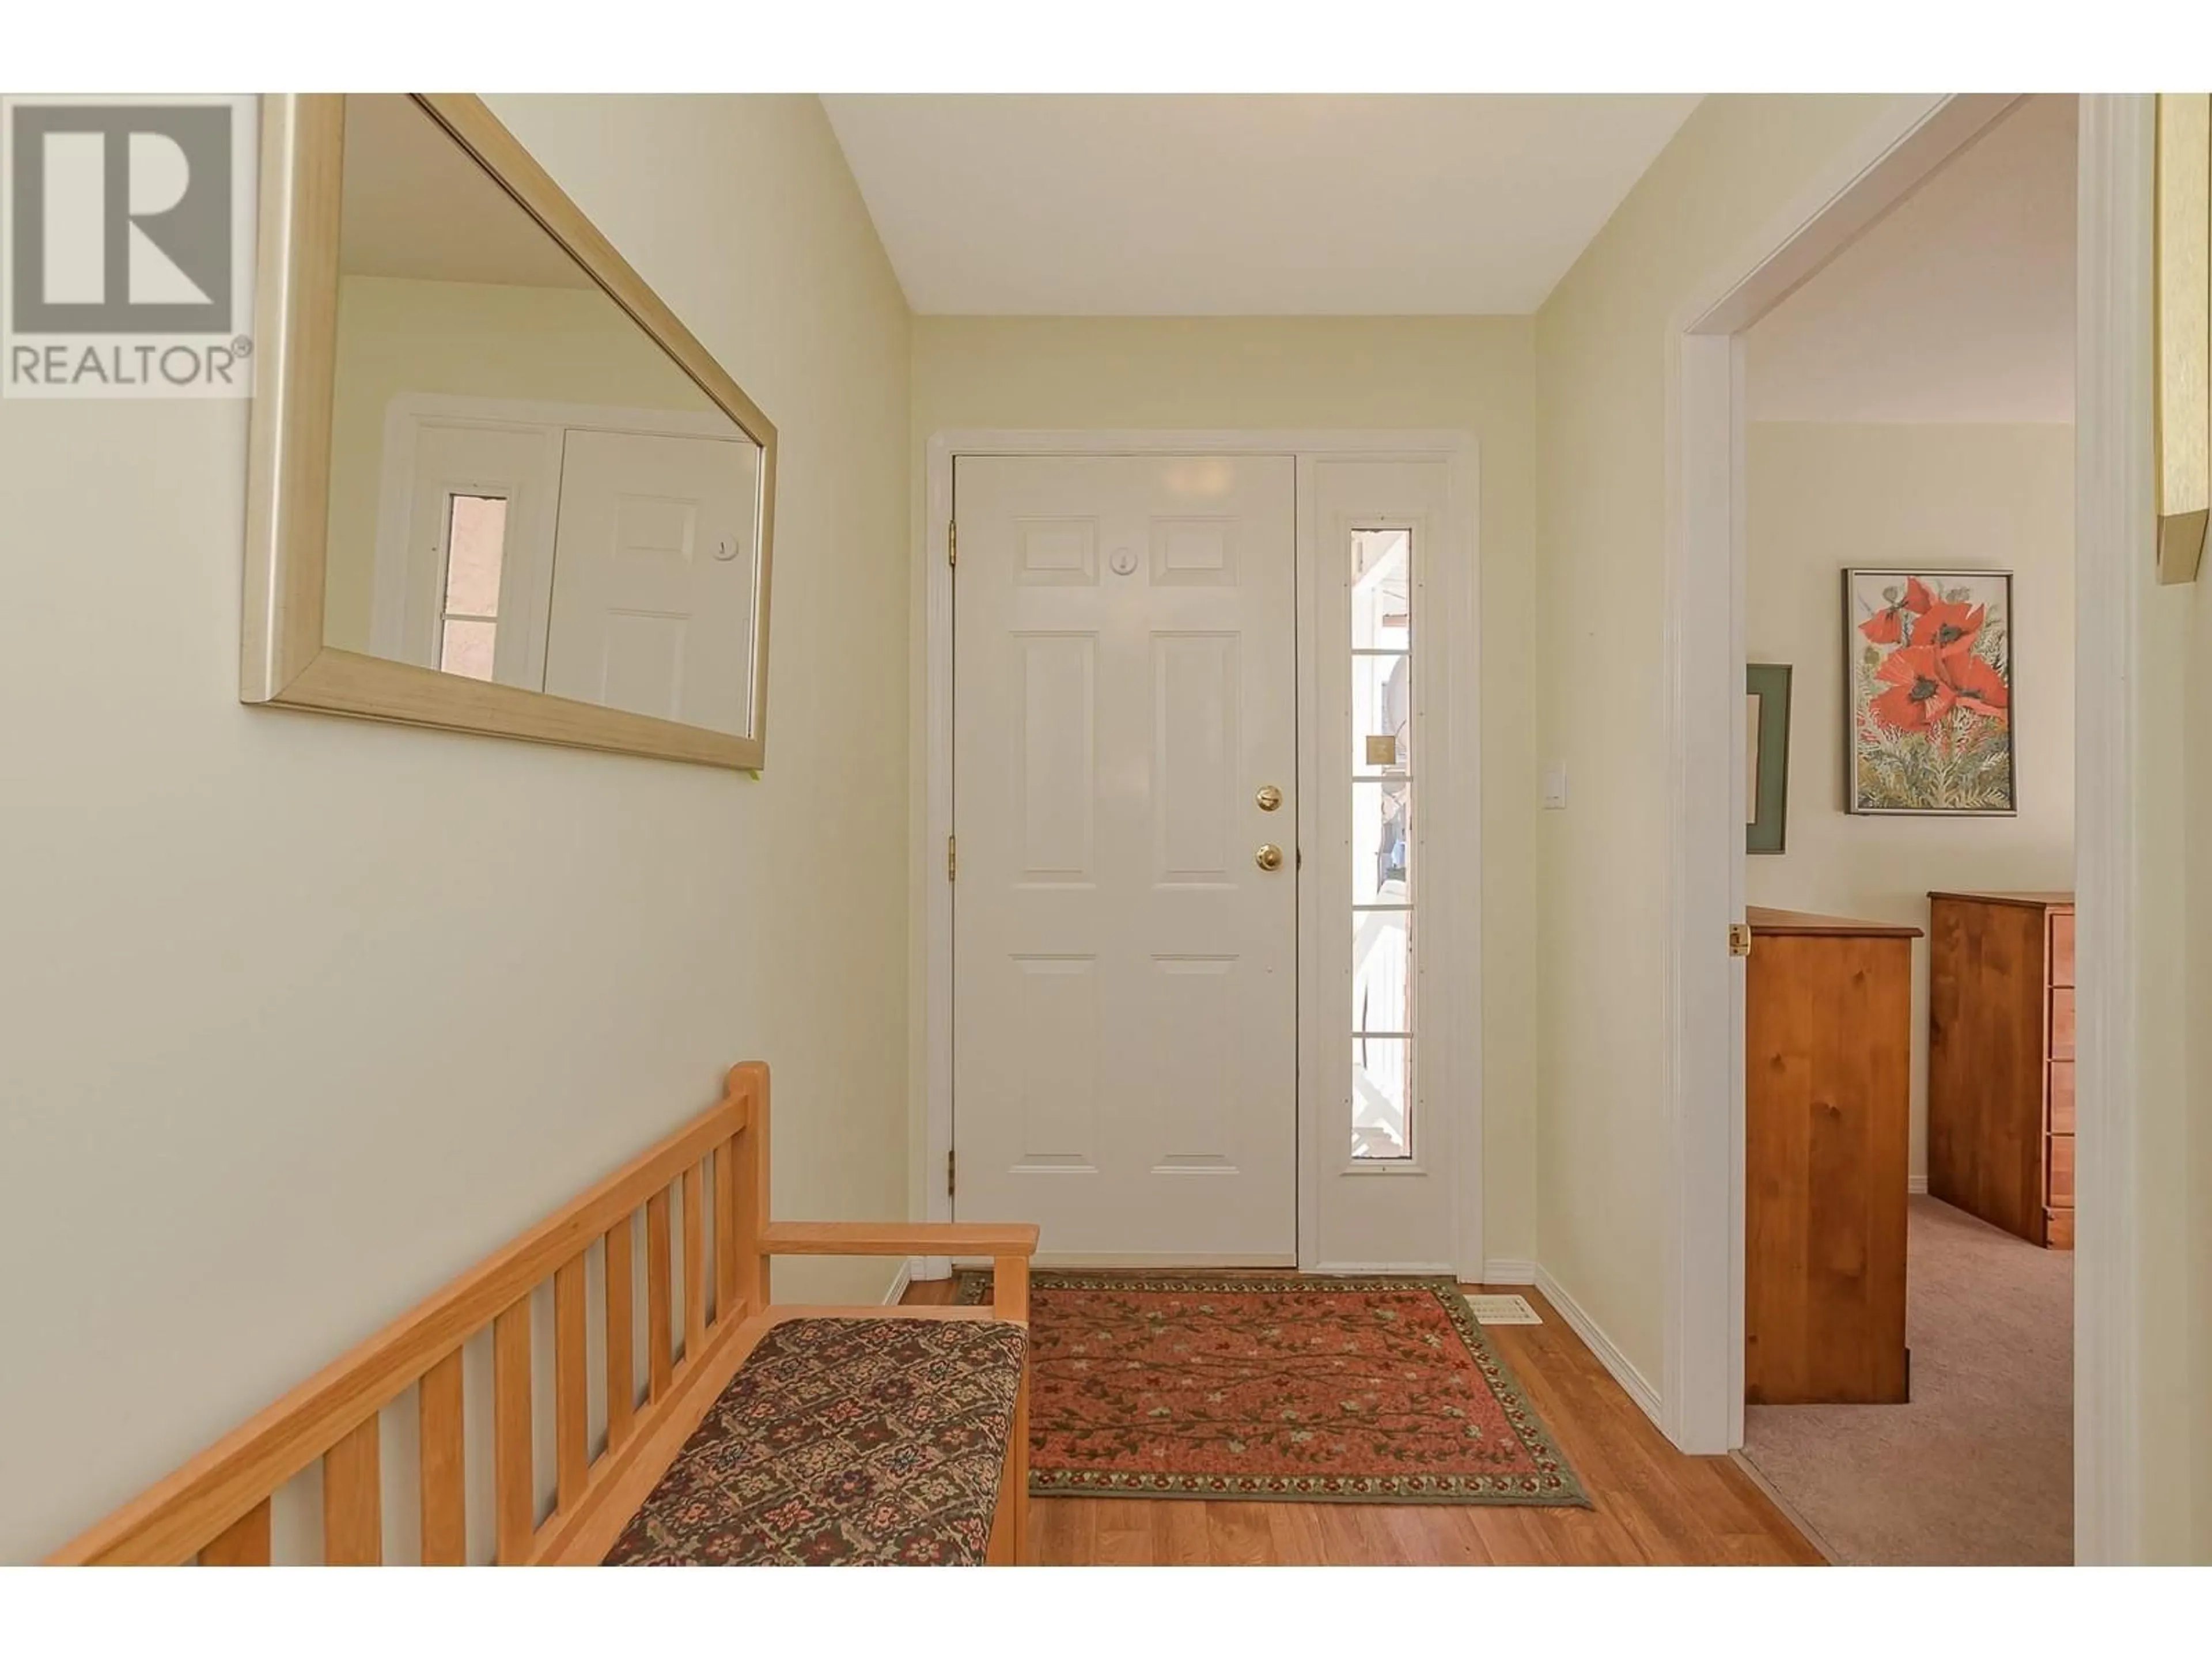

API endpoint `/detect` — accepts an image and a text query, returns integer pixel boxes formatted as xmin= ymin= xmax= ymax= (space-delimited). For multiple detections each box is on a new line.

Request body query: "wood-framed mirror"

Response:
xmin=241 ymin=94 xmax=777 ymax=770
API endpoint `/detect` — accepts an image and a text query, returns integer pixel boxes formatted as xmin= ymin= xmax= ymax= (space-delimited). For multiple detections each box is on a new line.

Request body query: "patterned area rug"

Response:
xmin=955 ymin=1271 xmax=1587 ymax=1506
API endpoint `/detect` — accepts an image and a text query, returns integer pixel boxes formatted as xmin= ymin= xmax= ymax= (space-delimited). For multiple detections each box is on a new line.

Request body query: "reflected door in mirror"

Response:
xmin=544 ymin=429 xmax=760 ymax=729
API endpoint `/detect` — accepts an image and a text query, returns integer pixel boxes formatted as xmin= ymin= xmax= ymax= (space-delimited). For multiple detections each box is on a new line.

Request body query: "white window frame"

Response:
xmin=1344 ymin=525 xmax=1418 ymax=1163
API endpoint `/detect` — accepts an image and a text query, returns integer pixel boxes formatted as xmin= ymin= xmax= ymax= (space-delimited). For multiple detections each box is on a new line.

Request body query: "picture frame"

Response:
xmin=1745 ymin=662 xmax=1792 ymax=854
xmin=1842 ymin=568 xmax=2016 ymax=816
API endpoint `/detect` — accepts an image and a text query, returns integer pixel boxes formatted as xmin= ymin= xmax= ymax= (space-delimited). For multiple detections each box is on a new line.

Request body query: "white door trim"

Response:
xmin=1662 ymin=94 xmax=2144 ymax=1561
xmin=2069 ymin=93 xmax=2153 ymax=1568
xmin=920 ymin=430 xmax=1482 ymax=1279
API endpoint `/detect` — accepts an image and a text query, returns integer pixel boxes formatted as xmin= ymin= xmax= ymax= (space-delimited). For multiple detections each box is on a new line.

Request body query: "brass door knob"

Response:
xmin=1255 ymin=843 xmax=1284 ymax=872
xmin=1255 ymin=784 xmax=1283 ymax=812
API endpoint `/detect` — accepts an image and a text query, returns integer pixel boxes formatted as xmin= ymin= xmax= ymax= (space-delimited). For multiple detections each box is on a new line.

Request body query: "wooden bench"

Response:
xmin=47 ymin=1063 xmax=1037 ymax=1566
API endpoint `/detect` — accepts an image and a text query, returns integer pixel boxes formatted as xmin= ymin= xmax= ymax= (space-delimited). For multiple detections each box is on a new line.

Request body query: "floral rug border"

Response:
xmin=953 ymin=1270 xmax=1590 ymax=1508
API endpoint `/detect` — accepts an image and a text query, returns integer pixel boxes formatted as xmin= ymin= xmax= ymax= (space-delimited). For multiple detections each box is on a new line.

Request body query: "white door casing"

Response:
xmin=543 ymin=429 xmax=760 ymax=734
xmin=952 ymin=453 xmax=1300 ymax=1263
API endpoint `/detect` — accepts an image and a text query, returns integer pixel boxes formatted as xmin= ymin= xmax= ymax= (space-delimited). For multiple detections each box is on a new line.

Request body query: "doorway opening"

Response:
xmin=1727 ymin=94 xmax=2078 ymax=1564
xmin=1664 ymin=94 xmax=2147 ymax=1563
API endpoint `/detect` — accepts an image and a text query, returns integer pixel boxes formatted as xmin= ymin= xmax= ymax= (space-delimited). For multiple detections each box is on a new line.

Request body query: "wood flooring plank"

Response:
xmin=1092 ymin=1501 xmax=1154 ymax=1566
xmin=1203 ymin=1502 xmax=1274 ymax=1567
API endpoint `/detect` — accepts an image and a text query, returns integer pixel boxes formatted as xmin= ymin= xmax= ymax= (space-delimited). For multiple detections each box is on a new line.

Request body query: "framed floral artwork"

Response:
xmin=1844 ymin=569 xmax=2016 ymax=816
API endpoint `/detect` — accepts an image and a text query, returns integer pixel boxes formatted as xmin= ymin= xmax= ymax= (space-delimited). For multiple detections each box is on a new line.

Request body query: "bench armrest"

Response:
xmin=759 ymin=1221 xmax=1040 ymax=1257
xmin=759 ymin=1222 xmax=1038 ymax=1323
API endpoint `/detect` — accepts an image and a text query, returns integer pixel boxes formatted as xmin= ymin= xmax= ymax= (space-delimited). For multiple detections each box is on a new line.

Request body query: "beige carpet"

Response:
xmin=1741 ymin=1195 xmax=2073 ymax=1565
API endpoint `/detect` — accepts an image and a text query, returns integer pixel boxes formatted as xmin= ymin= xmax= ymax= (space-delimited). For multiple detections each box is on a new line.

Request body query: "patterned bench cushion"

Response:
xmin=604 ymin=1315 xmax=1026 ymax=1567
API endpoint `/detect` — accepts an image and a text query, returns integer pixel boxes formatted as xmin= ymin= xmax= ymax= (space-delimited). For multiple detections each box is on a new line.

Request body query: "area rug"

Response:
xmin=953 ymin=1271 xmax=1588 ymax=1506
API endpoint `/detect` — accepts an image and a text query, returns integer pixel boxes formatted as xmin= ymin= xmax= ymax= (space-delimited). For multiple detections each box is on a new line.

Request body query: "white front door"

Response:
xmin=543 ymin=429 xmax=760 ymax=734
xmin=953 ymin=454 xmax=1298 ymax=1262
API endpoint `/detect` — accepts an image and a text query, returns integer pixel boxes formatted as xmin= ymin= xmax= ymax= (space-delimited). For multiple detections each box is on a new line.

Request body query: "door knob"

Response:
xmin=1255 ymin=843 xmax=1284 ymax=872
xmin=1255 ymin=784 xmax=1283 ymax=812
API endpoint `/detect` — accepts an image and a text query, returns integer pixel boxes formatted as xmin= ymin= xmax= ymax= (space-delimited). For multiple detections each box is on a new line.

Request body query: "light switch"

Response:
xmin=1543 ymin=762 xmax=1568 ymax=811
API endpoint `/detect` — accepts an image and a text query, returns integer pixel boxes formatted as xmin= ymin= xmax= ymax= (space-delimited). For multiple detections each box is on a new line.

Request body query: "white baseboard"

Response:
xmin=881 ymin=1255 xmax=914 ymax=1306
xmin=1480 ymin=1259 xmax=1538 ymax=1286
xmin=911 ymin=1254 xmax=953 ymax=1282
xmin=1533 ymin=1263 xmax=1664 ymax=1431
xmin=1908 ymin=1175 xmax=1929 ymax=1195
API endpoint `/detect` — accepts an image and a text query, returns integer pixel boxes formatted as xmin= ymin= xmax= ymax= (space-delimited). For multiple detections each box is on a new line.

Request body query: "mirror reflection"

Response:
xmin=321 ymin=94 xmax=764 ymax=738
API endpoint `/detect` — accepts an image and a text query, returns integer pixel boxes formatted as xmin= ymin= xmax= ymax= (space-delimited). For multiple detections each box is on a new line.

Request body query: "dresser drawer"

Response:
xmin=2049 ymin=910 xmax=2075 ymax=987
xmin=2048 ymin=988 xmax=2075 ymax=1059
xmin=2047 ymin=1132 xmax=2075 ymax=1206
xmin=2044 ymin=1207 xmax=2075 ymax=1249
xmin=2048 ymin=1060 xmax=2075 ymax=1134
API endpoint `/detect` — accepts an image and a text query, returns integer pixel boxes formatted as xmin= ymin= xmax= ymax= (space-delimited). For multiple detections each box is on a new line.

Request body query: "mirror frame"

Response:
xmin=240 ymin=94 xmax=778 ymax=770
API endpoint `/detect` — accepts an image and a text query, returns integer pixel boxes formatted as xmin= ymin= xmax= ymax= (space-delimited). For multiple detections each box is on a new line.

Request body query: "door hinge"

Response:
xmin=947 ymin=520 xmax=957 ymax=567
xmin=947 ymin=1148 xmax=956 ymax=1200
xmin=946 ymin=833 xmax=957 ymax=882
xmin=1728 ymin=921 xmax=1753 ymax=959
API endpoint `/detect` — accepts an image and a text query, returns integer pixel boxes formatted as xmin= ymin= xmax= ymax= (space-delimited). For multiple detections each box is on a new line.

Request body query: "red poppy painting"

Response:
xmin=1845 ymin=569 xmax=2015 ymax=814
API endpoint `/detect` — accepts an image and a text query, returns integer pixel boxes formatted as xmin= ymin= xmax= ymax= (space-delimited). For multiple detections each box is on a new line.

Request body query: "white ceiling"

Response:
xmin=1748 ymin=94 xmax=2075 ymax=424
xmin=820 ymin=94 xmax=1700 ymax=315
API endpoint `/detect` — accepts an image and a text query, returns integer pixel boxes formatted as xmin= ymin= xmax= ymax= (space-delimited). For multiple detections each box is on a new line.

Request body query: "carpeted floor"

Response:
xmin=1740 ymin=1195 xmax=2073 ymax=1565
xmin=955 ymin=1271 xmax=1588 ymax=1506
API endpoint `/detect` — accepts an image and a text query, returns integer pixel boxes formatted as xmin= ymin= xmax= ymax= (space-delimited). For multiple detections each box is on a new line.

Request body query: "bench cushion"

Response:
xmin=603 ymin=1315 xmax=1025 ymax=1567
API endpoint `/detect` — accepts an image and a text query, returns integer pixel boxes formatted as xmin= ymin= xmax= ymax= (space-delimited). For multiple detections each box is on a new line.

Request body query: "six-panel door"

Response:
xmin=952 ymin=454 xmax=1298 ymax=1262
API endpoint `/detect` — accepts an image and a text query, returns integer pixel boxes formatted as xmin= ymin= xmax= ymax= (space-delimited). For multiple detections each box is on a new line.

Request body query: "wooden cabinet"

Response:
xmin=1926 ymin=891 xmax=2076 ymax=1250
xmin=1744 ymin=907 xmax=1917 ymax=1406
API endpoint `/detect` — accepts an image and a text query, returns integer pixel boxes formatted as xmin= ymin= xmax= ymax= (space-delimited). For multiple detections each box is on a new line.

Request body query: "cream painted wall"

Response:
xmin=907 ymin=317 xmax=1541 ymax=1266
xmin=323 ymin=274 xmax=714 ymax=653
xmin=1532 ymin=96 xmax=1896 ymax=1384
xmin=1744 ymin=422 xmax=2076 ymax=1185
xmin=0 ymin=94 xmax=911 ymax=1562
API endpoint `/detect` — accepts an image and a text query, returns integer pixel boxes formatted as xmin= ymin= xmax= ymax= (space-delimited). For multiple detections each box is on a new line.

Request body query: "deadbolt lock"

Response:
xmin=1256 ymin=784 xmax=1283 ymax=812
xmin=1255 ymin=843 xmax=1285 ymax=872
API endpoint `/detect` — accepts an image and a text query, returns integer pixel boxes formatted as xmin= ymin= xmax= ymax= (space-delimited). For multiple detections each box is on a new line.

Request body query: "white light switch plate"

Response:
xmin=1542 ymin=762 xmax=1568 ymax=810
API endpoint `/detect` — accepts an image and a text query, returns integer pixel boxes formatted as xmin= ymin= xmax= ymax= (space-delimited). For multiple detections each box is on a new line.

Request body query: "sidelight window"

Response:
xmin=1350 ymin=528 xmax=1415 ymax=1160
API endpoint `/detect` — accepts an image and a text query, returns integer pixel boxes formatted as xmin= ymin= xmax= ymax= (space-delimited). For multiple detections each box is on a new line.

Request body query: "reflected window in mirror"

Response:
xmin=436 ymin=493 xmax=508 ymax=681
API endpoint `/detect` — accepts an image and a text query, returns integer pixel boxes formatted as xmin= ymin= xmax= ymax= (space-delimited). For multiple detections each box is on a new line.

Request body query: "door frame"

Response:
xmin=1661 ymin=95 xmax=2146 ymax=1561
xmin=919 ymin=430 xmax=1482 ymax=1278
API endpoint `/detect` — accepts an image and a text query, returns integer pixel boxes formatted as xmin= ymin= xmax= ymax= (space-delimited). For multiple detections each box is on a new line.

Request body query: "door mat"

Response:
xmin=954 ymin=1270 xmax=1586 ymax=1506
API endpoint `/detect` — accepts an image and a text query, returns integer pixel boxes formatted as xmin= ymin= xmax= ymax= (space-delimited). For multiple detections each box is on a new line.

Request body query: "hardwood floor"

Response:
xmin=902 ymin=1277 xmax=1823 ymax=1566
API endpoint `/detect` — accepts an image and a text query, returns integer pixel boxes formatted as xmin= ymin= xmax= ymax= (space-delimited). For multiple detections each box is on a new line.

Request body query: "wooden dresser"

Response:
xmin=1743 ymin=907 xmax=1918 ymax=1405
xmin=1926 ymin=891 xmax=2076 ymax=1250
